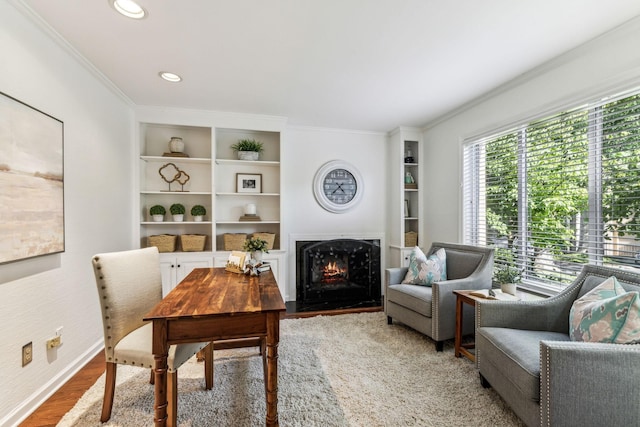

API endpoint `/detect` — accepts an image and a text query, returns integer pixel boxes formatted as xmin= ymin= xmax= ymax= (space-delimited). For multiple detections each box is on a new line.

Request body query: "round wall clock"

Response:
xmin=313 ymin=160 xmax=364 ymax=213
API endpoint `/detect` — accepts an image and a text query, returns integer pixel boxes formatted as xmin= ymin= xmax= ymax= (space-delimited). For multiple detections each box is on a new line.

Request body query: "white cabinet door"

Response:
xmin=159 ymin=254 xmax=213 ymax=296
xmin=176 ymin=258 xmax=213 ymax=284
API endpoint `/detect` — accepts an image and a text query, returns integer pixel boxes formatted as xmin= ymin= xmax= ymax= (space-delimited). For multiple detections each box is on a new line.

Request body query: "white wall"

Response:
xmin=282 ymin=126 xmax=387 ymax=298
xmin=0 ymin=2 xmax=134 ymax=425
xmin=422 ymin=16 xmax=640 ymax=249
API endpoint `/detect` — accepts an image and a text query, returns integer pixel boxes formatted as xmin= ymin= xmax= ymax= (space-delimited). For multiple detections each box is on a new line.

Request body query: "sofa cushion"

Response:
xmin=386 ymin=284 xmax=432 ymax=317
xmin=570 ymin=276 xmax=640 ymax=344
xmin=402 ymin=247 xmax=446 ymax=286
xmin=477 ymin=327 xmax=570 ymax=402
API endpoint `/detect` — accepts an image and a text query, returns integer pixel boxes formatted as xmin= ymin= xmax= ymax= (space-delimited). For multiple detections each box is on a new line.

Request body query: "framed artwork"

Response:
xmin=236 ymin=173 xmax=262 ymax=193
xmin=0 ymin=92 xmax=64 ymax=264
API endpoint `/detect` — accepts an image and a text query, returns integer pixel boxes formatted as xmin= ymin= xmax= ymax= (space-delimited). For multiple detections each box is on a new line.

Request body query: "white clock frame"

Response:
xmin=313 ymin=160 xmax=364 ymax=213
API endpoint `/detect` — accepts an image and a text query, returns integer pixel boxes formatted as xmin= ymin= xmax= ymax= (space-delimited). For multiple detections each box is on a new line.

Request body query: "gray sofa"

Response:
xmin=385 ymin=242 xmax=494 ymax=351
xmin=476 ymin=265 xmax=640 ymax=427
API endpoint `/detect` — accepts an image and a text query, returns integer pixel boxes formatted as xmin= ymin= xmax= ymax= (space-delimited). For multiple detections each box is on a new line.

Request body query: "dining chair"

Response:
xmin=91 ymin=246 xmax=213 ymax=425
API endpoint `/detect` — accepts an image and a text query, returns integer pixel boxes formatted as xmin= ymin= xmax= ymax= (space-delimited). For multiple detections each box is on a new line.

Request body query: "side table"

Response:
xmin=452 ymin=290 xmax=485 ymax=362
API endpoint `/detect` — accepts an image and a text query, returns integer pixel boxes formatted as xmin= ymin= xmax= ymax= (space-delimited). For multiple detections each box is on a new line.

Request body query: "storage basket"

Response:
xmin=148 ymin=234 xmax=177 ymax=253
xmin=180 ymin=234 xmax=207 ymax=252
xmin=404 ymin=231 xmax=418 ymax=247
xmin=251 ymin=232 xmax=276 ymax=250
xmin=223 ymin=233 xmax=247 ymax=251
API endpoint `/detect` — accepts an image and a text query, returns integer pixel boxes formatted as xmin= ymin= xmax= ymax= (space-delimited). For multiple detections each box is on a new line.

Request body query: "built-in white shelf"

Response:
xmin=216 ymin=220 xmax=280 ymax=225
xmin=141 ymin=155 xmax=211 ymax=164
xmin=215 ymin=159 xmax=280 ymax=167
xmin=141 ymin=191 xmax=212 ymax=195
xmin=215 ymin=192 xmax=280 ymax=197
xmin=140 ymin=221 xmax=213 ymax=225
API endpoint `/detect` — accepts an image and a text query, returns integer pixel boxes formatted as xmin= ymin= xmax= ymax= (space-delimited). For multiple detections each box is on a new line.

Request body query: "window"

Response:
xmin=463 ymin=91 xmax=640 ymax=291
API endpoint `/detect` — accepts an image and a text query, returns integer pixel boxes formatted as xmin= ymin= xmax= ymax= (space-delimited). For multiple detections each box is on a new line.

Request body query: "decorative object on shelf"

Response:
xmin=404 ymin=149 xmax=414 ymax=163
xmin=158 ymin=163 xmax=190 ymax=192
xmin=493 ymin=265 xmax=523 ymax=296
xmin=180 ymin=234 xmax=207 ymax=252
xmin=239 ymin=203 xmax=261 ymax=221
xmin=149 ymin=205 xmax=166 ymax=222
xmin=190 ymin=205 xmax=206 ymax=221
xmin=163 ymin=136 xmax=189 ymax=157
xmin=252 ymin=232 xmax=275 ymax=250
xmin=225 ymin=250 xmax=246 ymax=274
xmin=223 ymin=233 xmax=248 ymax=251
xmin=404 ymin=200 xmax=410 ymax=217
xmin=313 ymin=160 xmax=364 ymax=213
xmin=404 ymin=171 xmax=417 ymax=190
xmin=148 ymin=234 xmax=177 ymax=253
xmin=236 ymin=173 xmax=262 ymax=193
xmin=243 ymin=236 xmax=269 ymax=263
xmin=231 ymin=138 xmax=263 ymax=161
xmin=405 ymin=231 xmax=418 ymax=247
xmin=170 ymin=203 xmax=185 ymax=222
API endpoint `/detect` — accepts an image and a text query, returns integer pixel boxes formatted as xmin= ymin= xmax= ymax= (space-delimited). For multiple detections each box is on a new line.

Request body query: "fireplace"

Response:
xmin=295 ymin=238 xmax=381 ymax=312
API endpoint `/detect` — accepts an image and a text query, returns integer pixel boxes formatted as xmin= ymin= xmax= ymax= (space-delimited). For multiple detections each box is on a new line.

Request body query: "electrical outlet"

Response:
xmin=46 ymin=335 xmax=61 ymax=349
xmin=22 ymin=342 xmax=33 ymax=366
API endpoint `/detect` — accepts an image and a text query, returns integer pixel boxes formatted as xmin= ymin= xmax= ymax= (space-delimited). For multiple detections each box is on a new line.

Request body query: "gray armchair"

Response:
xmin=476 ymin=265 xmax=640 ymax=427
xmin=385 ymin=242 xmax=494 ymax=351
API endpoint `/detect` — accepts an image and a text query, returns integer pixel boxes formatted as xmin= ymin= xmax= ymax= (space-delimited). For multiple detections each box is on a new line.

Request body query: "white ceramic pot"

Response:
xmin=252 ymin=251 xmax=263 ymax=263
xmin=238 ymin=151 xmax=259 ymax=161
xmin=169 ymin=137 xmax=184 ymax=153
xmin=152 ymin=214 xmax=164 ymax=222
xmin=501 ymin=283 xmax=517 ymax=296
xmin=172 ymin=214 xmax=184 ymax=222
xmin=193 ymin=215 xmax=203 ymax=222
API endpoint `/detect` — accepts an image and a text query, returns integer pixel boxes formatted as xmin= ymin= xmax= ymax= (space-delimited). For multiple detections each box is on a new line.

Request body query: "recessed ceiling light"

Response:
xmin=159 ymin=72 xmax=182 ymax=83
xmin=111 ymin=0 xmax=146 ymax=19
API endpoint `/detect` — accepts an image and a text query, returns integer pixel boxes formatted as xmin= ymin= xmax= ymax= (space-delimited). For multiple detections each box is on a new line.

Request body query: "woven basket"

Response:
xmin=252 ymin=232 xmax=276 ymax=250
xmin=223 ymin=233 xmax=247 ymax=251
xmin=148 ymin=234 xmax=177 ymax=253
xmin=404 ymin=231 xmax=418 ymax=247
xmin=180 ymin=234 xmax=207 ymax=252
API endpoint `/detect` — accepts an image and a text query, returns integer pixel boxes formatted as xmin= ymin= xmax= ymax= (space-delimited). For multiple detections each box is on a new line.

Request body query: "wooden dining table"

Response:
xmin=143 ymin=267 xmax=286 ymax=426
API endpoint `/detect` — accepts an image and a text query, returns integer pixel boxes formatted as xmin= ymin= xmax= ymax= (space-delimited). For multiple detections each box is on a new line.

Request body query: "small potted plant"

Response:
xmin=230 ymin=138 xmax=264 ymax=161
xmin=149 ymin=205 xmax=166 ymax=222
xmin=243 ymin=237 xmax=269 ymax=262
xmin=170 ymin=203 xmax=185 ymax=222
xmin=190 ymin=204 xmax=206 ymax=222
xmin=493 ymin=265 xmax=522 ymax=295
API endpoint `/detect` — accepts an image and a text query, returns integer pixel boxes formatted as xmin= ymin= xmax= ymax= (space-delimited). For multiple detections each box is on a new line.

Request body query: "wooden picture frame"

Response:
xmin=0 ymin=91 xmax=64 ymax=264
xmin=236 ymin=173 xmax=262 ymax=193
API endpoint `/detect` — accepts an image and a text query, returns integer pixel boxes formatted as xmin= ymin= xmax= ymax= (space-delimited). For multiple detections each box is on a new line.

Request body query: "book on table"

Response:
xmin=469 ymin=288 xmax=520 ymax=301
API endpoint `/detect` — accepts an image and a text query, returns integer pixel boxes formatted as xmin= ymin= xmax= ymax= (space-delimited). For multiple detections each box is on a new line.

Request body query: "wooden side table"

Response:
xmin=452 ymin=290 xmax=485 ymax=362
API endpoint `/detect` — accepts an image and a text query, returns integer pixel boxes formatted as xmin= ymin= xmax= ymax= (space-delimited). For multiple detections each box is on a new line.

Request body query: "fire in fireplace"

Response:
xmin=295 ymin=238 xmax=381 ymax=312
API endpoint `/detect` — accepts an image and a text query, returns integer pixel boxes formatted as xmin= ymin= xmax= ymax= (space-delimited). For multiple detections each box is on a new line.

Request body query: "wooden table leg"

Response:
xmin=152 ymin=319 xmax=169 ymax=427
xmin=265 ymin=312 xmax=279 ymax=427
xmin=454 ymin=296 xmax=463 ymax=358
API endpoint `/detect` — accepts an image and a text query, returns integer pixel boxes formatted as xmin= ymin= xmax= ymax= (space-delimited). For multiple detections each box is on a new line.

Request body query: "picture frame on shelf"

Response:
xmin=236 ymin=173 xmax=262 ymax=193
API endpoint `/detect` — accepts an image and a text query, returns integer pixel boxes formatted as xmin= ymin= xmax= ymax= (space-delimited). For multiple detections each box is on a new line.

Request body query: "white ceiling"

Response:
xmin=18 ymin=0 xmax=640 ymax=132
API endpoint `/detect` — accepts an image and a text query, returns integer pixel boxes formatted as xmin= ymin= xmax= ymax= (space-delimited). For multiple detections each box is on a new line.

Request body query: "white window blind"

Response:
xmin=463 ymin=92 xmax=640 ymax=290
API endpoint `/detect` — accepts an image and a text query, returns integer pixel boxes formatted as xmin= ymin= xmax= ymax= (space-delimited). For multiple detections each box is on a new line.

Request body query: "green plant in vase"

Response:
xmin=493 ymin=265 xmax=522 ymax=295
xmin=231 ymin=139 xmax=264 ymax=161
xmin=243 ymin=237 xmax=269 ymax=263
xmin=170 ymin=203 xmax=185 ymax=222
xmin=149 ymin=205 xmax=166 ymax=222
xmin=190 ymin=205 xmax=206 ymax=222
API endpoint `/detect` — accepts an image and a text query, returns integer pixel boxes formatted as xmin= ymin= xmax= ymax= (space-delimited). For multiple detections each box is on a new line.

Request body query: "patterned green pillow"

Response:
xmin=401 ymin=247 xmax=447 ymax=286
xmin=569 ymin=276 xmax=640 ymax=344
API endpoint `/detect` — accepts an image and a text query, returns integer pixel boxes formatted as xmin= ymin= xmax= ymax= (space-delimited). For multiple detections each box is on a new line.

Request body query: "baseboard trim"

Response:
xmin=2 ymin=339 xmax=103 ymax=427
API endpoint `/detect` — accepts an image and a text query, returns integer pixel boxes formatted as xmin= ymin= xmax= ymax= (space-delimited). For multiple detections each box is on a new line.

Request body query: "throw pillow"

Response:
xmin=401 ymin=247 xmax=447 ymax=286
xmin=569 ymin=276 xmax=640 ymax=344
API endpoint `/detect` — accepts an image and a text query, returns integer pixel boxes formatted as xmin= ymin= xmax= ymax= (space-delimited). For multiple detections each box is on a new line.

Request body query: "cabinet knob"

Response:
xmin=177 ymin=264 xmax=181 ymax=268
xmin=171 ymin=264 xmax=175 ymax=268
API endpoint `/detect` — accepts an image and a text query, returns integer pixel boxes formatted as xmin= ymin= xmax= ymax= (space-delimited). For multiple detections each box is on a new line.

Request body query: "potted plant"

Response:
xmin=190 ymin=204 xmax=206 ymax=222
xmin=149 ymin=205 xmax=166 ymax=222
xmin=230 ymin=138 xmax=264 ymax=161
xmin=493 ymin=265 xmax=522 ymax=295
xmin=170 ymin=203 xmax=185 ymax=222
xmin=243 ymin=237 xmax=269 ymax=262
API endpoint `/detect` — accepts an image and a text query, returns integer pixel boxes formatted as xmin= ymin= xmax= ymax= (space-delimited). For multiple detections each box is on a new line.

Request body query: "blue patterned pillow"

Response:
xmin=569 ymin=276 xmax=640 ymax=344
xmin=401 ymin=247 xmax=447 ymax=286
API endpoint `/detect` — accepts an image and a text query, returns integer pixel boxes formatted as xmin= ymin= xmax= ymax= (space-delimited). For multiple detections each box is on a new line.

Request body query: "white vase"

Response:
xmin=252 ymin=251 xmax=263 ymax=263
xmin=238 ymin=151 xmax=259 ymax=161
xmin=172 ymin=214 xmax=184 ymax=222
xmin=501 ymin=283 xmax=517 ymax=296
xmin=152 ymin=214 xmax=164 ymax=222
xmin=169 ymin=137 xmax=184 ymax=153
xmin=193 ymin=215 xmax=203 ymax=222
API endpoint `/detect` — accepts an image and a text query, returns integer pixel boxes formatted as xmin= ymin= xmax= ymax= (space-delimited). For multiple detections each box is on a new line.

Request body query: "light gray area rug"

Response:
xmin=58 ymin=312 xmax=524 ymax=426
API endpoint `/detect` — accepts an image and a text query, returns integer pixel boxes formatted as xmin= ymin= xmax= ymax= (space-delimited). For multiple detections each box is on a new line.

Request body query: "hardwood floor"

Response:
xmin=20 ymin=307 xmax=382 ymax=426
